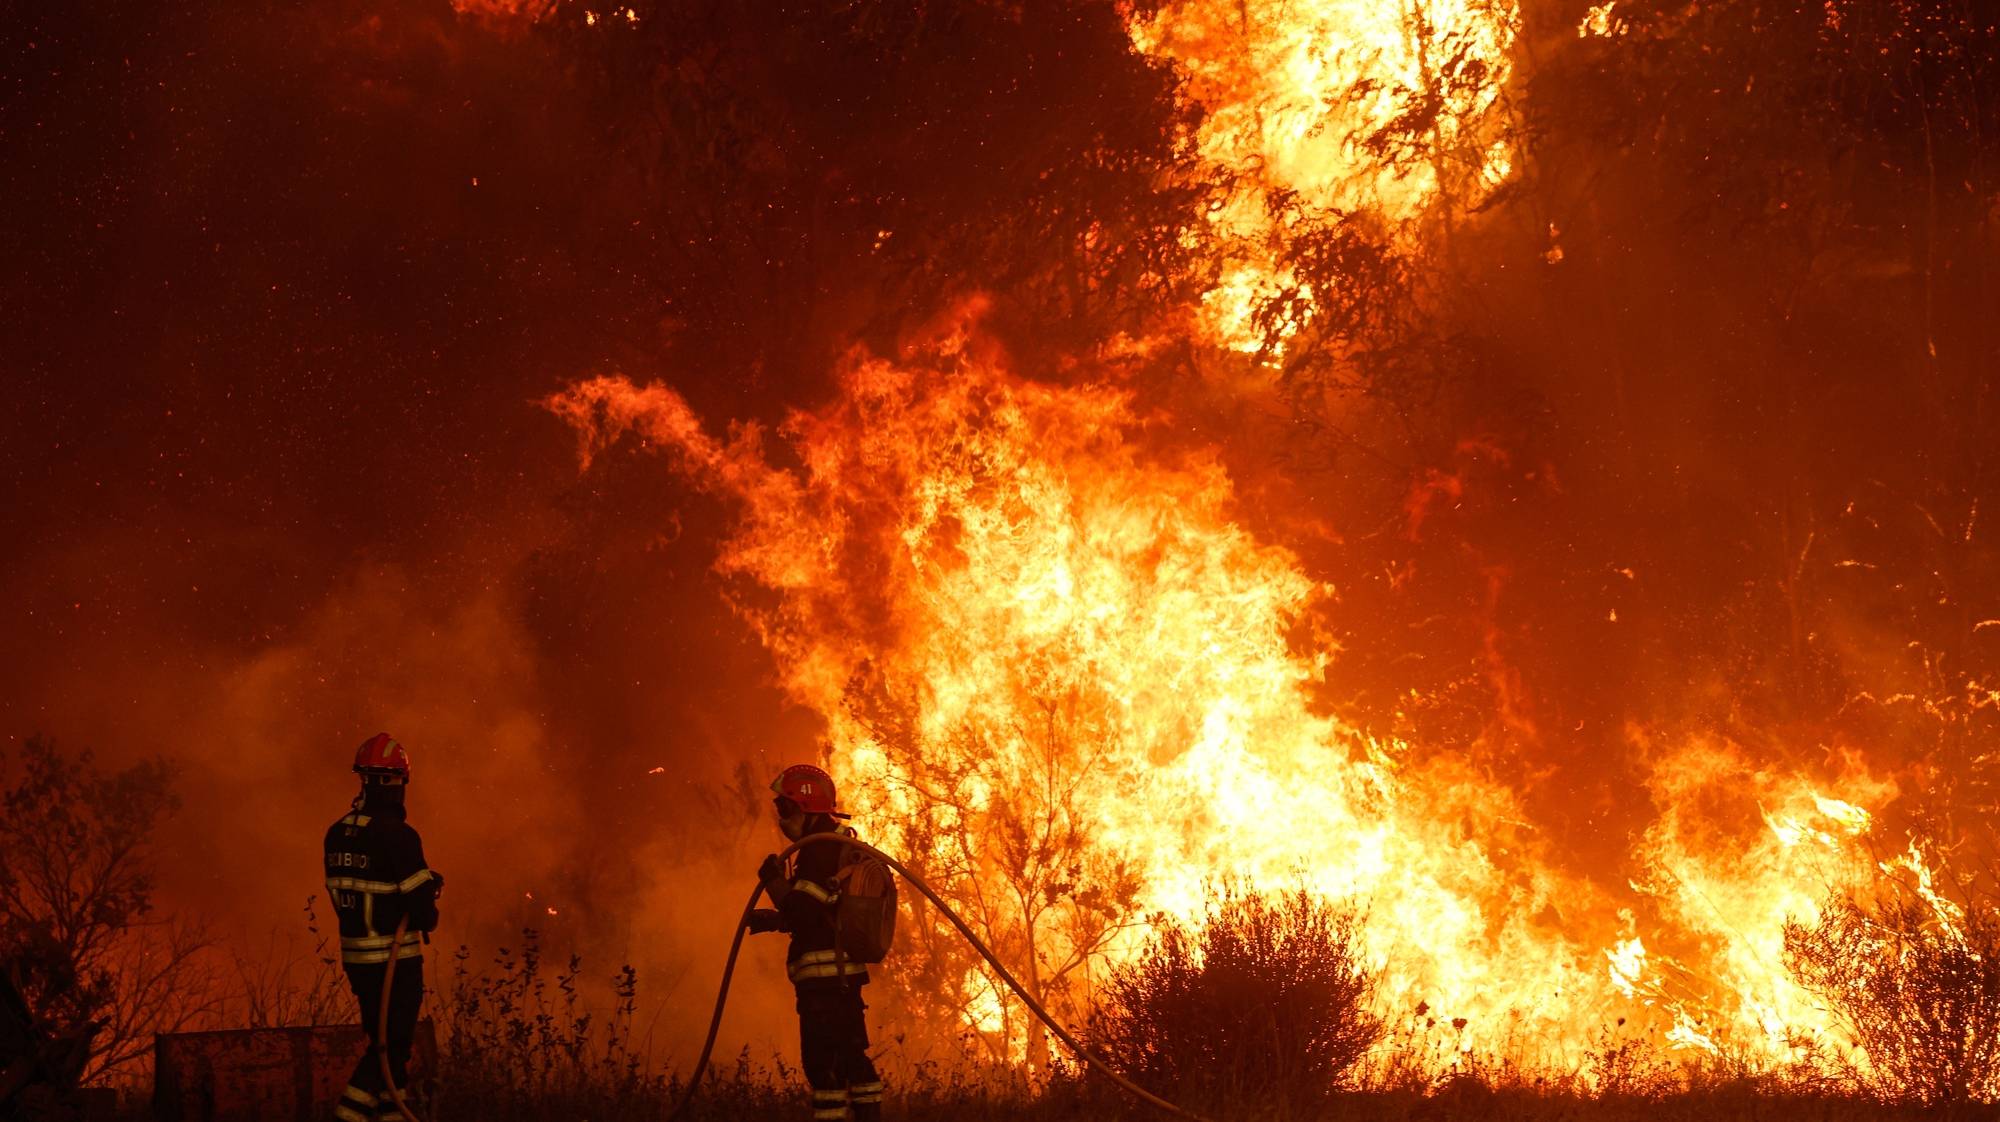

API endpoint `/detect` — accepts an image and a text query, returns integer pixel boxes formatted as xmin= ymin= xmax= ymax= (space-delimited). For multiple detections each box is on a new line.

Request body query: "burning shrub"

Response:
xmin=1784 ymin=883 xmax=2000 ymax=1105
xmin=1090 ymin=884 xmax=1379 ymax=1112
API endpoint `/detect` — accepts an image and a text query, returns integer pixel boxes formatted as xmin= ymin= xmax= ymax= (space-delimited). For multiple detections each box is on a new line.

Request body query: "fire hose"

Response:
xmin=378 ymin=916 xmax=421 ymax=1122
xmin=672 ymin=832 xmax=1210 ymax=1122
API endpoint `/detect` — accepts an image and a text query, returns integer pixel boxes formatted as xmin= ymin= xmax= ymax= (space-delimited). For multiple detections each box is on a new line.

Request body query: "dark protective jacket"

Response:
xmin=323 ymin=792 xmax=441 ymax=966
xmin=779 ymin=834 xmax=869 ymax=989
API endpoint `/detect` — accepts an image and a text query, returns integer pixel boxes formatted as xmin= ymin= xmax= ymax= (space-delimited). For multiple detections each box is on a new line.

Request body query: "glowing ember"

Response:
xmin=1578 ymin=2 xmax=1627 ymax=38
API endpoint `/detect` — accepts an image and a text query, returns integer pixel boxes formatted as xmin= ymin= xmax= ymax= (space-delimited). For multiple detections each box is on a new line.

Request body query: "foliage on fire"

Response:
xmin=531 ymin=0 xmax=2000 ymax=1092
xmin=6 ymin=0 xmax=2000 ymax=1114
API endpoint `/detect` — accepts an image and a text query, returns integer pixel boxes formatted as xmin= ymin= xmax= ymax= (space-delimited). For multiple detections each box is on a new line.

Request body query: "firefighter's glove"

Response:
xmin=758 ymin=854 xmax=786 ymax=885
xmin=758 ymin=854 xmax=792 ymax=905
xmin=746 ymin=908 xmax=783 ymax=934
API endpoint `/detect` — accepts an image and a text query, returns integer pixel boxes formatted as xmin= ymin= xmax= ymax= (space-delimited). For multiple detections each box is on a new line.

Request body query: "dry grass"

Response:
xmin=36 ymin=880 xmax=2000 ymax=1122
xmin=430 ymin=929 xmax=674 ymax=1120
xmin=39 ymin=1074 xmax=1972 ymax=1122
xmin=41 ymin=1008 xmax=1990 ymax=1119
xmin=353 ymin=880 xmax=2000 ymax=1120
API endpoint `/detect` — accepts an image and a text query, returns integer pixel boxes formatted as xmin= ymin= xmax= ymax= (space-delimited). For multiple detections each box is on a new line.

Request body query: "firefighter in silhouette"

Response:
xmin=748 ymin=764 xmax=884 ymax=1122
xmin=324 ymin=734 xmax=442 ymax=1122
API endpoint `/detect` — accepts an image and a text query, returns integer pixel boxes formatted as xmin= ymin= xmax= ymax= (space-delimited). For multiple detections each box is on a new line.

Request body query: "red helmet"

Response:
xmin=770 ymin=763 xmax=844 ymax=818
xmin=353 ymin=733 xmax=411 ymax=778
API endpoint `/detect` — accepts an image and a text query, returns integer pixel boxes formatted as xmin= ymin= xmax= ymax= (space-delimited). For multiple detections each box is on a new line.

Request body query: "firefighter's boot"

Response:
xmin=808 ymin=1087 xmax=848 ymax=1121
xmin=849 ymin=1077 xmax=883 ymax=1122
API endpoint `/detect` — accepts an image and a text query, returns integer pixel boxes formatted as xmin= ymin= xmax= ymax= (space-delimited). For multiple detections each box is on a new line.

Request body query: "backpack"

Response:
xmin=832 ymin=836 xmax=898 ymax=964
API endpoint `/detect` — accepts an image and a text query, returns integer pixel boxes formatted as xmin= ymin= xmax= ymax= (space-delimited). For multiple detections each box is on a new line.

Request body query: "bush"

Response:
xmin=1784 ymin=888 xmax=2000 ymax=1105
xmin=1090 ymin=884 xmax=1380 ymax=1114
xmin=435 ymin=929 xmax=670 ymax=1119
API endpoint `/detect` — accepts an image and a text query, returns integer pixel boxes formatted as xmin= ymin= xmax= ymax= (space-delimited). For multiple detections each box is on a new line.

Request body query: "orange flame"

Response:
xmin=1130 ymin=0 xmax=1521 ymax=351
xmin=1622 ymin=734 xmax=1895 ymax=1058
xmin=550 ymin=334 xmax=1910 ymax=1072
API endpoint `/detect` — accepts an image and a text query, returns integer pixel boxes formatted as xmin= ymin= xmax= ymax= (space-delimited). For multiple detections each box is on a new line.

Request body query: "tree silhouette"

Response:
xmin=0 ymin=736 xmax=217 ymax=1080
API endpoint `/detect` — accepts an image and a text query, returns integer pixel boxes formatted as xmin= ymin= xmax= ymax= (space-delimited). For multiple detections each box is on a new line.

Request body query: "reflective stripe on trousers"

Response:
xmin=340 ymin=930 xmax=423 ymax=964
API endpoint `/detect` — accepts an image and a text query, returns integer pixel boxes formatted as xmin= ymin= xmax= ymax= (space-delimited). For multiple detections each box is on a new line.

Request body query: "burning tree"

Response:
xmin=846 ymin=663 xmax=1143 ymax=1065
xmin=11 ymin=0 xmax=2000 ymax=1100
xmin=527 ymin=0 xmax=2000 ymax=1082
xmin=1128 ymin=0 xmax=1521 ymax=356
xmin=550 ymin=339 xmax=1621 ymax=1067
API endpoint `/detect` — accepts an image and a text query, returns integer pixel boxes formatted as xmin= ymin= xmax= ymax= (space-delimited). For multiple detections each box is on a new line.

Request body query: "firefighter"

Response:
xmin=324 ymin=734 xmax=442 ymax=1122
xmin=747 ymin=764 xmax=884 ymax=1122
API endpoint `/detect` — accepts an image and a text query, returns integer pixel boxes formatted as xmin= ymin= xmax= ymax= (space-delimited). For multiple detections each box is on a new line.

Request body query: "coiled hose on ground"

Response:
xmin=672 ymin=832 xmax=1209 ymax=1122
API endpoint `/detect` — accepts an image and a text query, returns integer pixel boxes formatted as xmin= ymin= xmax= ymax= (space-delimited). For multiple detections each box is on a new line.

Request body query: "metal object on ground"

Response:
xmin=152 ymin=1022 xmax=436 ymax=1122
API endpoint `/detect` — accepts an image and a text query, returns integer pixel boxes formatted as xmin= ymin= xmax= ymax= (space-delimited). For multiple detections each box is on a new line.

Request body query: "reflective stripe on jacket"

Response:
xmin=780 ymin=835 xmax=869 ymax=989
xmin=323 ymin=801 xmax=440 ymax=966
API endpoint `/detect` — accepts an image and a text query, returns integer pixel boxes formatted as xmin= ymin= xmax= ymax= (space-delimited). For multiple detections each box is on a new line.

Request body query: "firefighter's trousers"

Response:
xmin=797 ymin=985 xmax=882 ymax=1121
xmin=337 ymin=959 xmax=424 ymax=1122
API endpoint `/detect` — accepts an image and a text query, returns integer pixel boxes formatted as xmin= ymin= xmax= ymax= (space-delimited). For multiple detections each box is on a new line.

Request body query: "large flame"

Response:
xmin=1623 ymin=735 xmax=1895 ymax=1059
xmin=521 ymin=2 xmax=1925 ymax=1072
xmin=1130 ymin=0 xmax=1520 ymax=351
xmin=551 ymin=331 xmax=1906 ymax=1072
